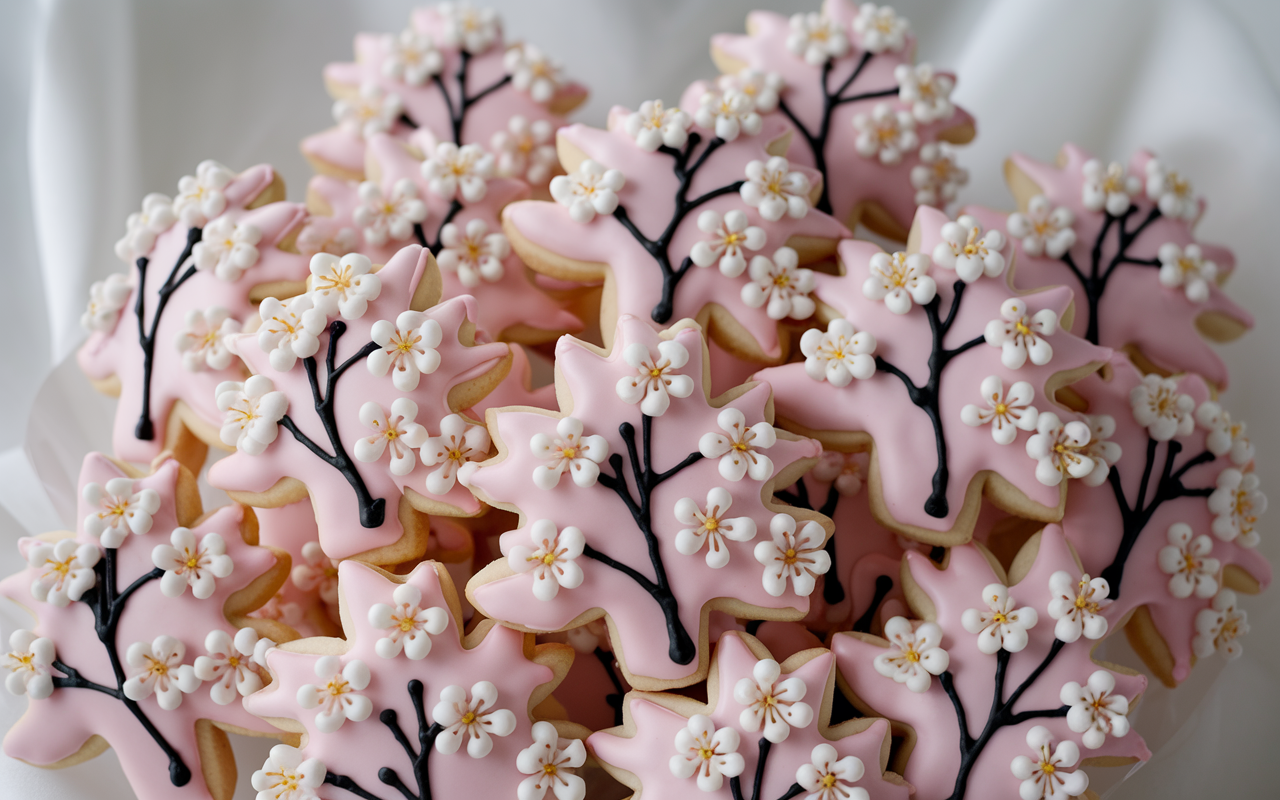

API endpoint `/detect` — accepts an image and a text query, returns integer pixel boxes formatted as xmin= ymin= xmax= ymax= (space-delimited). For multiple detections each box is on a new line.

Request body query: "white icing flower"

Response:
xmin=354 ymin=398 xmax=430 ymax=477
xmin=615 ymin=339 xmax=694 ymax=417
xmin=433 ymin=681 xmax=517 ymax=758
xmin=755 ymin=514 xmax=831 ymax=597
xmin=742 ymin=247 xmax=817 ymax=321
xmin=517 ymin=722 xmax=587 ymax=800
xmin=175 ymin=307 xmax=240 ymax=372
xmin=1193 ymin=588 xmax=1248 ymax=659
xmin=1010 ymin=726 xmax=1088 ymax=800
xmin=1145 ymin=159 xmax=1197 ymax=221
xmin=296 ymin=218 xmax=359 ymax=258
xmin=852 ymin=103 xmax=918 ymax=165
xmin=797 ymin=744 xmax=867 ymax=800
xmin=421 ymin=414 xmax=490 ymax=494
xmin=961 ymin=582 xmax=1039 ymax=654
xmin=251 ymin=744 xmax=326 ymax=800
xmin=368 ymin=583 xmax=449 ymax=660
xmin=189 ymin=628 xmax=273 ymax=705
xmin=309 ymin=252 xmax=381 ymax=320
xmin=550 ymin=159 xmax=624 ymax=223
xmin=115 ymin=193 xmax=177 ymax=262
xmin=734 ymin=658 xmax=813 ymax=743
xmin=82 ymin=477 xmax=161 ymax=548
xmin=438 ymin=3 xmax=500 ymax=54
xmin=192 ymin=216 xmax=262 ymax=281
xmin=298 ymin=656 xmax=372 ymax=733
xmin=81 ymin=273 xmax=133 ymax=332
xmin=787 ymin=12 xmax=849 ymax=65
xmin=699 ymin=407 xmax=777 ymax=482
xmin=1061 ymin=670 xmax=1131 ymax=750
xmin=1026 ymin=412 xmax=1094 ymax=487
xmin=27 ymin=538 xmax=100 ymax=607
xmin=1081 ymin=414 xmax=1122 ymax=488
xmin=123 ymin=635 xmax=195 ymax=710
xmin=1007 ymin=196 xmax=1077 ymax=259
xmin=437 ymin=218 xmax=509 ymax=287
xmin=800 ymin=318 xmax=877 ymax=387
xmin=422 ymin=142 xmax=494 ymax=203
xmin=911 ymin=142 xmax=968 ymax=207
xmin=530 ymin=416 xmax=609 ymax=489
xmin=1081 ymin=159 xmax=1140 ymax=216
xmin=382 ymin=28 xmax=442 ymax=85
xmin=174 ymin=160 xmax=234 ymax=228
xmin=874 ymin=617 xmax=948 ymax=692
xmin=961 ymin=376 xmax=1039 ymax=446
xmin=1130 ymin=374 xmax=1194 ymax=441
xmin=741 ymin=156 xmax=811 ymax=222
xmin=690 ymin=209 xmax=766 ymax=278
xmin=674 ymin=487 xmax=757 ymax=569
xmin=492 ymin=115 xmax=558 ymax=185
xmin=333 ymin=82 xmax=402 ymax=141
xmin=1208 ymin=468 xmax=1265 ymax=547
xmin=670 ymin=714 xmax=745 ymax=792
xmin=812 ymin=451 xmax=865 ymax=496
xmin=853 ymin=3 xmax=910 ymax=52
xmin=367 ymin=311 xmax=443 ymax=392
xmin=895 ymin=63 xmax=954 ymax=123
xmin=1157 ymin=242 xmax=1217 ymax=303
xmin=718 ymin=69 xmax=784 ymax=114
xmin=353 ymin=179 xmax=427 ymax=246
xmin=984 ymin=297 xmax=1057 ymax=370
xmin=508 ymin=519 xmax=585 ymax=601
xmin=503 ymin=43 xmax=563 ymax=104
xmin=3 ymin=630 xmax=55 ymax=700
xmin=216 ymin=375 xmax=288 ymax=456
xmin=863 ymin=251 xmax=936 ymax=314
xmin=933 ymin=215 xmax=1006 ymax=282
xmin=292 ymin=541 xmax=339 ymax=606
xmin=1047 ymin=571 xmax=1111 ymax=643
xmin=694 ymin=89 xmax=762 ymax=142
xmin=1158 ymin=522 xmax=1220 ymax=599
xmin=1196 ymin=401 xmax=1254 ymax=466
xmin=151 ymin=528 xmax=234 ymax=599
xmin=257 ymin=295 xmax=326 ymax=373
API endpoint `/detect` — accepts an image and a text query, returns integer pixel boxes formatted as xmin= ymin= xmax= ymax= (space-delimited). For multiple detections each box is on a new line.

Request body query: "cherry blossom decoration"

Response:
xmin=0 ymin=453 xmax=290 ymax=800
xmin=465 ymin=318 xmax=827 ymax=689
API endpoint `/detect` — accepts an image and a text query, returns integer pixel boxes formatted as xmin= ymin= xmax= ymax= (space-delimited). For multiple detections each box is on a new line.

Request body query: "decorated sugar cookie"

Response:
xmin=208 ymin=243 xmax=511 ymax=563
xmin=464 ymin=317 xmax=828 ymax=689
xmin=707 ymin=0 xmax=976 ymax=239
xmin=755 ymin=206 xmax=1109 ymax=545
xmin=0 ymin=453 xmax=291 ymax=800
xmin=833 ymin=527 xmax=1150 ymax=800
xmin=964 ymin=144 xmax=1252 ymax=388
xmin=78 ymin=160 xmax=312 ymax=471
xmin=590 ymin=631 xmax=908 ymax=800
xmin=303 ymin=4 xmax=587 ymax=184
xmin=243 ymin=558 xmax=586 ymax=800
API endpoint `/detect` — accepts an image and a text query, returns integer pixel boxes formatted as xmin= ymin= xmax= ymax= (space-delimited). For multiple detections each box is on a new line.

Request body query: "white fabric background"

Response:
xmin=1 ymin=0 xmax=1278 ymax=797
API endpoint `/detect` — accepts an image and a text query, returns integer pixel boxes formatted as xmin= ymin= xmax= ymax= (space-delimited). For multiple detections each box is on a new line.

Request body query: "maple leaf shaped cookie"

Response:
xmin=590 ymin=631 xmax=908 ymax=800
xmin=964 ymin=144 xmax=1252 ymax=389
xmin=833 ymin=527 xmax=1151 ymax=800
xmin=0 ymin=453 xmax=291 ymax=800
xmin=502 ymin=104 xmax=849 ymax=365
xmin=1056 ymin=356 xmax=1270 ymax=686
xmin=207 ymin=243 xmax=511 ymax=563
xmin=464 ymin=317 xmax=827 ymax=690
xmin=707 ymin=0 xmax=976 ymax=240
xmin=77 ymin=160 xmax=313 ymax=473
xmin=303 ymin=5 xmax=587 ymax=185
xmin=243 ymin=558 xmax=586 ymax=800
xmin=755 ymin=205 xmax=1109 ymax=546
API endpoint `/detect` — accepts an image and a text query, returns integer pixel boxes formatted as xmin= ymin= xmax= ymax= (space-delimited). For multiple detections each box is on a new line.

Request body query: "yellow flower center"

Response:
xmin=542 ymin=552 xmax=558 ymax=565
xmin=1041 ymin=762 xmax=1056 ymax=775
xmin=723 ymin=232 xmax=742 ymax=246
xmin=461 ymin=711 xmax=478 ymax=726
xmin=773 ymin=273 xmax=791 ymax=287
xmin=186 ymin=556 xmax=200 ymax=569
xmin=1183 ymin=554 xmax=1198 ymax=573
xmin=766 ymin=176 xmax=784 ymax=194
xmin=698 ymin=747 xmax=716 ymax=760
xmin=822 ymin=773 xmax=839 ymax=789
xmin=1015 ymin=319 xmax=1032 ymax=336
xmin=149 ymin=660 xmax=169 ymax=677
xmin=398 ymin=616 xmax=416 ymax=632
xmin=448 ymin=448 xmax=464 ymax=462
xmin=228 ymin=655 xmax=241 ymax=668
xmin=203 ymin=329 xmax=220 ymax=347
xmin=995 ymin=403 xmax=1009 ymax=416
xmin=271 ymin=314 xmax=299 ymax=336
xmin=904 ymin=647 xmax=920 ymax=663
xmin=107 ymin=501 xmax=130 ymax=520
xmin=327 ymin=678 xmax=349 ymax=696
xmin=268 ymin=769 xmax=301 ymax=792
xmin=783 ymin=548 xmax=797 ymax=565
xmin=704 ymin=517 xmax=720 ymax=532
xmin=319 ymin=266 xmax=354 ymax=292
xmin=649 ymin=367 xmax=663 ymax=378
xmin=732 ymin=441 xmax=750 ymax=452
xmin=543 ymin=763 xmax=559 ymax=775
xmin=15 ymin=653 xmax=33 ymax=668
xmin=560 ymin=447 xmax=577 ymax=459
xmin=386 ymin=429 xmax=399 ymax=440
xmin=47 ymin=558 xmax=74 ymax=578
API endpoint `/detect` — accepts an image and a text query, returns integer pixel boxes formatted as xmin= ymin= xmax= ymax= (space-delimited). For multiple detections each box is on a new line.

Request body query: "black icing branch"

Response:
xmin=611 ymin=131 xmax=745 ymax=324
xmin=728 ymin=737 xmax=804 ymax=800
xmin=1059 ymin=205 xmax=1162 ymax=344
xmin=582 ymin=415 xmax=703 ymax=665
xmin=132 ymin=226 xmax=203 ymax=441
xmin=50 ymin=549 xmax=190 ymax=786
xmin=776 ymin=52 xmax=898 ymax=217
xmin=325 ymin=680 xmax=445 ymax=800
xmin=594 ymin=647 xmax=627 ymax=728
xmin=874 ymin=279 xmax=985 ymax=518
xmin=424 ymin=50 xmax=513 ymax=144
xmin=279 ymin=320 xmax=385 ymax=528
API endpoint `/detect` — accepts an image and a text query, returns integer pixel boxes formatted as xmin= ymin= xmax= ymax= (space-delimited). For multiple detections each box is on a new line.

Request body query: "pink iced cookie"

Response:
xmin=465 ymin=317 xmax=827 ymax=689
xmin=208 ymin=244 xmax=511 ymax=563
xmin=590 ymin=631 xmax=909 ymax=800
xmin=708 ymin=0 xmax=975 ymax=240
xmin=755 ymin=205 xmax=1109 ymax=545
xmin=303 ymin=5 xmax=586 ymax=185
xmin=833 ymin=527 xmax=1150 ymax=800
xmin=243 ymin=559 xmax=585 ymax=800
xmin=77 ymin=160 xmax=312 ymax=472
xmin=0 ymin=453 xmax=291 ymax=800
xmin=1061 ymin=356 xmax=1269 ymax=686
xmin=965 ymin=144 xmax=1252 ymax=388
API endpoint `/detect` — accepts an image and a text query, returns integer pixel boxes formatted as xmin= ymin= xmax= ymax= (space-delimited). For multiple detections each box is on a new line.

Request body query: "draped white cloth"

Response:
xmin=1 ymin=1 xmax=1277 ymax=797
